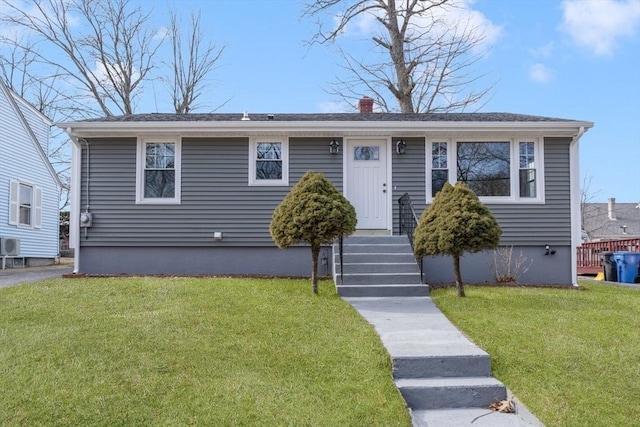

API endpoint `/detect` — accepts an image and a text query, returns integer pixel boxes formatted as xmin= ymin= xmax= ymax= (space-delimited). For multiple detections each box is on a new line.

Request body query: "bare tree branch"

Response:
xmin=303 ymin=0 xmax=495 ymax=113
xmin=166 ymin=9 xmax=226 ymax=113
xmin=1 ymin=0 xmax=163 ymax=116
xmin=580 ymin=172 xmax=604 ymax=241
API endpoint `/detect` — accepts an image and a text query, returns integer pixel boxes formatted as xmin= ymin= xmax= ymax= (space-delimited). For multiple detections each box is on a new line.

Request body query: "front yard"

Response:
xmin=0 ymin=277 xmax=410 ymax=426
xmin=432 ymin=281 xmax=640 ymax=427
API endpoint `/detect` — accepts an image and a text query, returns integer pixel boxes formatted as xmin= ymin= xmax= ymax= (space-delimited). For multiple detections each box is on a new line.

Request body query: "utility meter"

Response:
xmin=80 ymin=212 xmax=93 ymax=227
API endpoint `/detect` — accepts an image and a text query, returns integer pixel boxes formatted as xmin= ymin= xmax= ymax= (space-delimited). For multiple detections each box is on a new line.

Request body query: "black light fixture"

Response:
xmin=544 ymin=244 xmax=556 ymax=256
xmin=329 ymin=139 xmax=340 ymax=155
xmin=396 ymin=139 xmax=406 ymax=154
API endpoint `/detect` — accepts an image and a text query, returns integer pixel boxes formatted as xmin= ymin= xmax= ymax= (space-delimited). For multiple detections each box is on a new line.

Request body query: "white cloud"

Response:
xmin=92 ymin=60 xmax=140 ymax=90
xmin=316 ymin=100 xmax=351 ymax=113
xmin=561 ymin=0 xmax=640 ymax=56
xmin=530 ymin=42 xmax=556 ymax=59
xmin=529 ymin=63 xmax=555 ymax=83
xmin=340 ymin=0 xmax=503 ymax=51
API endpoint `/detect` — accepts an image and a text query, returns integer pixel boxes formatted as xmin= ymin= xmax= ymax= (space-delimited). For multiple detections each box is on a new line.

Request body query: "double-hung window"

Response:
xmin=519 ymin=141 xmax=537 ymax=198
xmin=249 ymin=137 xmax=288 ymax=186
xmin=426 ymin=137 xmax=543 ymax=203
xmin=136 ymin=138 xmax=181 ymax=204
xmin=8 ymin=180 xmax=42 ymax=228
xmin=431 ymin=142 xmax=449 ymax=196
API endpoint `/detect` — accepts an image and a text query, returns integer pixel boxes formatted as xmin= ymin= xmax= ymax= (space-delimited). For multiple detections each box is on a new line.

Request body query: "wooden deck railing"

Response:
xmin=577 ymin=238 xmax=640 ymax=275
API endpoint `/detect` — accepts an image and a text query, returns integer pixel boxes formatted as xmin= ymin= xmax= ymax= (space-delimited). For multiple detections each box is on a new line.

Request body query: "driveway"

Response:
xmin=0 ymin=260 xmax=73 ymax=288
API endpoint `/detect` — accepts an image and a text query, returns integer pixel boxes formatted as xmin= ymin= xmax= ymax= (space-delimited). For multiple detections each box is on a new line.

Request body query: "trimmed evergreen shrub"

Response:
xmin=270 ymin=170 xmax=357 ymax=294
xmin=414 ymin=182 xmax=502 ymax=297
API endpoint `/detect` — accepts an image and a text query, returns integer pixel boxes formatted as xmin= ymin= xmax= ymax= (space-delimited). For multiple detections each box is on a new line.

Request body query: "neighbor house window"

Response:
xmin=426 ymin=138 xmax=543 ymax=203
xmin=249 ymin=137 xmax=288 ymax=186
xmin=136 ymin=138 xmax=181 ymax=204
xmin=8 ymin=180 xmax=42 ymax=228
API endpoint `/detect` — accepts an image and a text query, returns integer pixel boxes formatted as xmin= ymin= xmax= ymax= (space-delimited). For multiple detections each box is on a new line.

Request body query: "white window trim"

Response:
xmin=248 ymin=137 xmax=289 ymax=186
xmin=136 ymin=137 xmax=182 ymax=204
xmin=425 ymin=137 xmax=545 ymax=204
xmin=8 ymin=179 xmax=42 ymax=229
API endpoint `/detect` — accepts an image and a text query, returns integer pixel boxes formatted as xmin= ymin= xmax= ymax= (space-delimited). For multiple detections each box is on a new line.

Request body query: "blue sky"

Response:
xmin=149 ymin=0 xmax=640 ymax=202
xmin=3 ymin=0 xmax=639 ymax=202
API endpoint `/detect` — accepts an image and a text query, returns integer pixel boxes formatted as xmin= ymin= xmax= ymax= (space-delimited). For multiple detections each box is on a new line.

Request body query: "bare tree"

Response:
xmin=1 ymin=0 xmax=163 ymax=117
xmin=580 ymin=172 xmax=604 ymax=241
xmin=167 ymin=10 xmax=225 ymax=114
xmin=2 ymin=0 xmax=226 ymax=209
xmin=303 ymin=0 xmax=494 ymax=113
xmin=1 ymin=40 xmax=72 ymax=208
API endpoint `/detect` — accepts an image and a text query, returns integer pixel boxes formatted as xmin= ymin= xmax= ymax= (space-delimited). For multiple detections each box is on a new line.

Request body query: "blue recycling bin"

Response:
xmin=612 ymin=252 xmax=640 ymax=284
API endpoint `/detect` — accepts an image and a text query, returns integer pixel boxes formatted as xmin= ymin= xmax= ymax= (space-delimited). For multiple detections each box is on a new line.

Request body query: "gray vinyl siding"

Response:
xmin=79 ymin=137 xmax=342 ymax=247
xmin=390 ymin=136 xmax=572 ymax=246
xmin=391 ymin=137 xmax=426 ymax=234
xmin=487 ymin=137 xmax=572 ymax=246
xmin=0 ymin=85 xmax=59 ymax=259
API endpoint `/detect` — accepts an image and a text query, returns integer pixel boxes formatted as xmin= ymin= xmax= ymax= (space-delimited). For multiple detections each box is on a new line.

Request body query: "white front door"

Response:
xmin=346 ymin=139 xmax=388 ymax=229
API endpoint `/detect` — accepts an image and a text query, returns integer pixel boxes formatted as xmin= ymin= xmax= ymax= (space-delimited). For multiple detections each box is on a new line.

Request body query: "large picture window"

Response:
xmin=249 ymin=138 xmax=288 ymax=186
xmin=457 ymin=142 xmax=511 ymax=197
xmin=136 ymin=138 xmax=181 ymax=204
xmin=426 ymin=138 xmax=543 ymax=203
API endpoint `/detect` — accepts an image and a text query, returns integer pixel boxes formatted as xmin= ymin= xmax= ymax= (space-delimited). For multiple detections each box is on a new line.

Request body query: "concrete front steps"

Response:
xmin=343 ymin=294 xmax=540 ymax=425
xmin=332 ymin=235 xmax=428 ymax=297
xmin=333 ymin=236 xmax=541 ymax=424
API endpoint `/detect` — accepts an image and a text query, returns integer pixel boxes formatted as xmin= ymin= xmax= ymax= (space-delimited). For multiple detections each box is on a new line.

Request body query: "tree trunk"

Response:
xmin=311 ymin=244 xmax=320 ymax=295
xmin=453 ymin=254 xmax=466 ymax=297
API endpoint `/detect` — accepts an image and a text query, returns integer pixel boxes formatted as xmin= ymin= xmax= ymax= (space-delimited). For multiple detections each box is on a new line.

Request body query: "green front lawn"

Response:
xmin=432 ymin=281 xmax=640 ymax=427
xmin=0 ymin=277 xmax=410 ymax=426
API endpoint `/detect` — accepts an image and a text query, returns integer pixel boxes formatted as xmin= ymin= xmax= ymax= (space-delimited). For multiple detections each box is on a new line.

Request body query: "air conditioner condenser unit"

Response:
xmin=0 ymin=237 xmax=20 ymax=256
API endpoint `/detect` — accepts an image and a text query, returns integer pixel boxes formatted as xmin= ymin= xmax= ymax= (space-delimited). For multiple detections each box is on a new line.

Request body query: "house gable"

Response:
xmin=0 ymin=80 xmax=60 ymax=259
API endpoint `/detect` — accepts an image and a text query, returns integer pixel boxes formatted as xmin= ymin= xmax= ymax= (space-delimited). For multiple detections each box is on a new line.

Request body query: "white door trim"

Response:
xmin=343 ymin=137 xmax=392 ymax=231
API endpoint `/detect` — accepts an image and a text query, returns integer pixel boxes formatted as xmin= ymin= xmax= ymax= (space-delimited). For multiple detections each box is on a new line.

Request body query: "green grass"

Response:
xmin=431 ymin=281 xmax=640 ymax=427
xmin=0 ymin=277 xmax=410 ymax=426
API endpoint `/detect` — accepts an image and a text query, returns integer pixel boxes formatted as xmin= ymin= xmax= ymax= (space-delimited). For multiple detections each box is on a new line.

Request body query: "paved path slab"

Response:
xmin=344 ymin=296 xmax=543 ymax=426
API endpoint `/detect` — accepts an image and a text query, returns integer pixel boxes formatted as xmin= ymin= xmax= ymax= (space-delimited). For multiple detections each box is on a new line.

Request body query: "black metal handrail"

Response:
xmin=398 ymin=193 xmax=424 ymax=283
xmin=399 ymin=193 xmax=419 ymax=248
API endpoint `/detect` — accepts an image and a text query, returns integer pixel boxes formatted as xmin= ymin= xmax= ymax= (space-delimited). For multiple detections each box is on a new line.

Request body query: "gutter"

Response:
xmin=58 ymin=120 xmax=596 ymax=138
xmin=570 ymin=126 xmax=587 ymax=286
xmin=65 ymin=128 xmax=82 ymax=274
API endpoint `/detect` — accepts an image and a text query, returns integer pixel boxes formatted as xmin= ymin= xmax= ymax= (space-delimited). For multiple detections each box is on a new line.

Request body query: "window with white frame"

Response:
xmin=426 ymin=138 xmax=543 ymax=202
xmin=136 ymin=138 xmax=181 ymax=204
xmin=431 ymin=142 xmax=448 ymax=196
xmin=519 ymin=141 xmax=537 ymax=198
xmin=249 ymin=137 xmax=288 ymax=186
xmin=8 ymin=180 xmax=42 ymax=228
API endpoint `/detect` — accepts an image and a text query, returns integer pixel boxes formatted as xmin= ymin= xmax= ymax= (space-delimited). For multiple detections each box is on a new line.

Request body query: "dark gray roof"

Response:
xmin=78 ymin=112 xmax=581 ymax=123
xmin=582 ymin=202 xmax=640 ymax=241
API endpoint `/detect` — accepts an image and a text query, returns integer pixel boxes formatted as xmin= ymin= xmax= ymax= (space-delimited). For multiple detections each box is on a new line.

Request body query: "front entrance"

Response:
xmin=345 ymin=139 xmax=389 ymax=229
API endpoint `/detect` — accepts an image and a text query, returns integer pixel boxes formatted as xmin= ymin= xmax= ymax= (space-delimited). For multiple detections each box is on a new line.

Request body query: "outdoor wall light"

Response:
xmin=396 ymin=139 xmax=406 ymax=154
xmin=213 ymin=232 xmax=223 ymax=241
xmin=329 ymin=139 xmax=340 ymax=155
xmin=544 ymin=244 xmax=556 ymax=256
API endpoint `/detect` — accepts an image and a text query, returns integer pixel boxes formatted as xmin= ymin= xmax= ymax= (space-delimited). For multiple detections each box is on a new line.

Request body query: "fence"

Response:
xmin=577 ymin=238 xmax=640 ymax=275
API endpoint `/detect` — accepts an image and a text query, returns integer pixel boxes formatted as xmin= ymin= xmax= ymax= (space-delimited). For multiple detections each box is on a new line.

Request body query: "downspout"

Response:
xmin=67 ymin=128 xmax=83 ymax=274
xmin=570 ymin=126 xmax=586 ymax=286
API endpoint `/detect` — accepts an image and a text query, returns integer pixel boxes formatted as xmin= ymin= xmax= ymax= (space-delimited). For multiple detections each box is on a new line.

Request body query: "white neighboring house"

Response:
xmin=0 ymin=80 xmax=62 ymax=268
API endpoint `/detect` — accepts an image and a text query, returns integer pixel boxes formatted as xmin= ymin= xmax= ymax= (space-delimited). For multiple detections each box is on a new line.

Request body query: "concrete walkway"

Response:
xmin=0 ymin=262 xmax=73 ymax=288
xmin=344 ymin=296 xmax=543 ymax=427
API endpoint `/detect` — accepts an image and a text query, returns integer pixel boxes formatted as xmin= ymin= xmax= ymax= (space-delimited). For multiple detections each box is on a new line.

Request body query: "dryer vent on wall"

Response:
xmin=0 ymin=238 xmax=20 ymax=256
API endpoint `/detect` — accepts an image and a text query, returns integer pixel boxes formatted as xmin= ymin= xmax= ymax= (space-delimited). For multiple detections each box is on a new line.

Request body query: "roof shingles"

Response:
xmin=79 ymin=112 xmax=580 ymax=123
